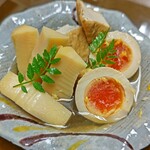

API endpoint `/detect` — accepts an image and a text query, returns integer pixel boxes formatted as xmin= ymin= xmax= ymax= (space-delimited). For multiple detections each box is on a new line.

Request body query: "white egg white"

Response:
xmin=75 ymin=67 xmax=135 ymax=124
xmin=106 ymin=31 xmax=141 ymax=78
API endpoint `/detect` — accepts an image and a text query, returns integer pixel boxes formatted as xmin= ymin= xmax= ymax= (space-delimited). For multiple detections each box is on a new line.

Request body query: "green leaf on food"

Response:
xmin=32 ymin=57 xmax=41 ymax=74
xmin=51 ymin=58 xmax=61 ymax=64
xmin=101 ymin=49 xmax=108 ymax=59
xmin=104 ymin=60 xmax=116 ymax=64
xmin=49 ymin=45 xmax=58 ymax=59
xmin=21 ymin=86 xmax=28 ymax=93
xmin=14 ymin=45 xmax=61 ymax=93
xmin=27 ymin=63 xmax=34 ymax=80
xmin=89 ymin=30 xmax=108 ymax=53
xmin=40 ymin=75 xmax=55 ymax=83
xmin=33 ymin=81 xmax=45 ymax=93
xmin=87 ymin=30 xmax=117 ymax=69
xmin=18 ymin=72 xmax=24 ymax=83
xmin=99 ymin=63 xmax=106 ymax=67
xmin=47 ymin=68 xmax=61 ymax=75
xmin=96 ymin=51 xmax=101 ymax=63
xmin=37 ymin=54 xmax=45 ymax=68
xmin=89 ymin=58 xmax=96 ymax=67
xmin=108 ymin=39 xmax=115 ymax=49
xmin=43 ymin=49 xmax=50 ymax=62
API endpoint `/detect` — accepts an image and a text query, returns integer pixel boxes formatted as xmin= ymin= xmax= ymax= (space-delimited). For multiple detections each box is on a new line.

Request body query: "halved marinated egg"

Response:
xmin=75 ymin=67 xmax=134 ymax=124
xmin=90 ymin=31 xmax=141 ymax=78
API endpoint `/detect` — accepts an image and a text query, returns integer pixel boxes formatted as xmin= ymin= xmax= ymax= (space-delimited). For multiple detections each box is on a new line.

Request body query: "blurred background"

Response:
xmin=0 ymin=0 xmax=150 ymax=150
xmin=0 ymin=0 xmax=150 ymax=38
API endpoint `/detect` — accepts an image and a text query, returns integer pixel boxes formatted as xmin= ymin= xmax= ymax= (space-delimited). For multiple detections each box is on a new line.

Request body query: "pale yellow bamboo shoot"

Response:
xmin=0 ymin=72 xmax=72 ymax=126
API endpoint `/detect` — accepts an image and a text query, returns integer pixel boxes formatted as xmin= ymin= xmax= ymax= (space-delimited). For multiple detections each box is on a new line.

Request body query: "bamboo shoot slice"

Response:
xmin=56 ymin=24 xmax=78 ymax=34
xmin=0 ymin=72 xmax=72 ymax=126
xmin=57 ymin=25 xmax=90 ymax=61
xmin=67 ymin=26 xmax=90 ymax=62
xmin=42 ymin=46 xmax=87 ymax=98
xmin=31 ymin=26 xmax=69 ymax=59
xmin=11 ymin=25 xmax=39 ymax=76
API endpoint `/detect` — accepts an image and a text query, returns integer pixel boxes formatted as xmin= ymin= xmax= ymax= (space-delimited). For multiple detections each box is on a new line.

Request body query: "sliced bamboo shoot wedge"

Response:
xmin=56 ymin=24 xmax=78 ymax=34
xmin=0 ymin=72 xmax=72 ymax=126
xmin=11 ymin=25 xmax=39 ymax=76
xmin=31 ymin=26 xmax=69 ymax=59
xmin=42 ymin=46 xmax=87 ymax=99
xmin=67 ymin=27 xmax=90 ymax=62
xmin=57 ymin=25 xmax=90 ymax=62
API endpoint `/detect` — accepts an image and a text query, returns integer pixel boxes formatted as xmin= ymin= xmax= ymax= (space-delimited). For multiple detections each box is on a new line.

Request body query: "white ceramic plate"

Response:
xmin=0 ymin=1 xmax=150 ymax=150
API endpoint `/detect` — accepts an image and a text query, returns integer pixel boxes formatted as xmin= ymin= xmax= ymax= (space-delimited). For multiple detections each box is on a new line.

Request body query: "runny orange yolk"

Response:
xmin=105 ymin=40 xmax=132 ymax=71
xmin=85 ymin=77 xmax=125 ymax=115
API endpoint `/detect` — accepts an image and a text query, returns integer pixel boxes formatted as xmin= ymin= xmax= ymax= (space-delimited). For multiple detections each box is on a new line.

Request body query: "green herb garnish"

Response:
xmin=88 ymin=31 xmax=117 ymax=68
xmin=89 ymin=30 xmax=108 ymax=53
xmin=13 ymin=45 xmax=61 ymax=93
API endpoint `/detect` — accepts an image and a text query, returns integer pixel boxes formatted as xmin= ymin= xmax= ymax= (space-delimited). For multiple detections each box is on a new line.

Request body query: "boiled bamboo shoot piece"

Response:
xmin=76 ymin=0 xmax=110 ymax=44
xmin=0 ymin=72 xmax=72 ymax=126
xmin=56 ymin=24 xmax=78 ymax=35
xmin=42 ymin=46 xmax=87 ymax=98
xmin=57 ymin=25 xmax=90 ymax=62
xmin=67 ymin=27 xmax=89 ymax=62
xmin=11 ymin=25 xmax=39 ymax=76
xmin=31 ymin=26 xmax=69 ymax=59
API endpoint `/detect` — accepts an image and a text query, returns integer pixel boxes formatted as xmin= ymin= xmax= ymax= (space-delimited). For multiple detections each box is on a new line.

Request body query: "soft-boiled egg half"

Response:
xmin=75 ymin=67 xmax=134 ymax=124
xmin=90 ymin=31 xmax=141 ymax=78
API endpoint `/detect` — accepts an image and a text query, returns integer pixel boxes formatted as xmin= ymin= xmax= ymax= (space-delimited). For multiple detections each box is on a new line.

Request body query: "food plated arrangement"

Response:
xmin=0 ymin=0 xmax=149 ymax=149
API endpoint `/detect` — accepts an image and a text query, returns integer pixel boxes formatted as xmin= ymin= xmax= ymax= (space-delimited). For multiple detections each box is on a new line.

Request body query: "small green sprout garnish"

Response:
xmin=13 ymin=45 xmax=61 ymax=93
xmin=89 ymin=30 xmax=108 ymax=53
xmin=87 ymin=31 xmax=117 ymax=69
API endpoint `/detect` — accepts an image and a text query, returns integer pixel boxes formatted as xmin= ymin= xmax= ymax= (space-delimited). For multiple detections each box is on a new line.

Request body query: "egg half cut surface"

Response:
xmin=75 ymin=67 xmax=135 ymax=124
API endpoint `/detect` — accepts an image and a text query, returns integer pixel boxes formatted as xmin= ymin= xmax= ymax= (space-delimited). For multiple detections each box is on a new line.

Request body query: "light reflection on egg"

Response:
xmin=75 ymin=67 xmax=135 ymax=124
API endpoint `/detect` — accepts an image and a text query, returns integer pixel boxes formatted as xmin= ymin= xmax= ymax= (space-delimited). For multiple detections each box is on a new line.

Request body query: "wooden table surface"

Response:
xmin=0 ymin=0 xmax=150 ymax=149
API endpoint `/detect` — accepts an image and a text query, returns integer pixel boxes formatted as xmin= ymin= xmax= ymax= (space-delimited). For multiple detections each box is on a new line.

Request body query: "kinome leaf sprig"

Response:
xmin=87 ymin=31 xmax=117 ymax=69
xmin=13 ymin=45 xmax=61 ymax=93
